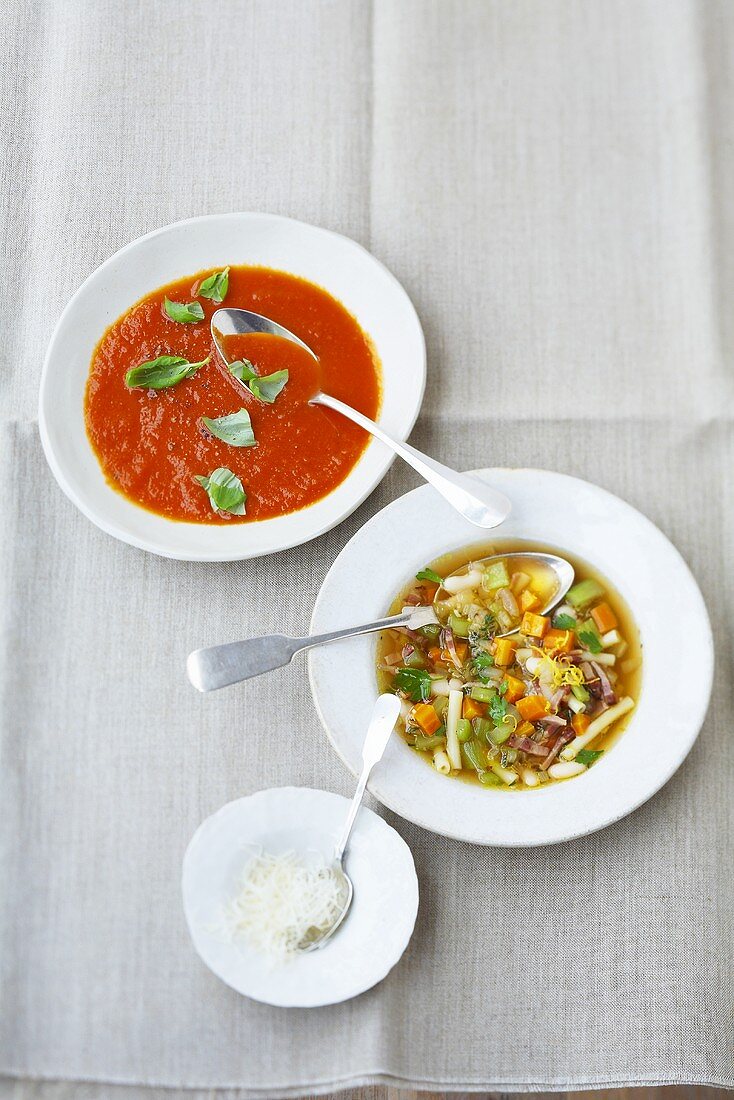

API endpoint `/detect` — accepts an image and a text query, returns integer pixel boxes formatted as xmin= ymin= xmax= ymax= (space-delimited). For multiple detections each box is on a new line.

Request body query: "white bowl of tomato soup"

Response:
xmin=308 ymin=469 xmax=713 ymax=846
xmin=39 ymin=213 xmax=426 ymax=560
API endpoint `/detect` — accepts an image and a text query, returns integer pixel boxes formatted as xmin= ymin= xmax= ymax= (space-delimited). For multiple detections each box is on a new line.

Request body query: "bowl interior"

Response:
xmin=39 ymin=213 xmax=426 ymax=560
xmin=308 ymin=468 xmax=713 ymax=846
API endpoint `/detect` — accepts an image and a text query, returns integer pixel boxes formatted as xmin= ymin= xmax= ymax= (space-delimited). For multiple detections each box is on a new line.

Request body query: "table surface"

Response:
xmin=2 ymin=0 xmax=732 ymax=1095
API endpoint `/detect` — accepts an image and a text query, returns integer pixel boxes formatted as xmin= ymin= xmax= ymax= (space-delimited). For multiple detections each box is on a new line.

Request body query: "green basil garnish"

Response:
xmin=248 ymin=369 xmax=289 ymax=404
xmin=163 ymin=298 xmax=205 ymax=323
xmin=125 ymin=354 xmax=209 ymax=390
xmin=201 ymin=409 xmax=257 ymax=448
xmin=194 ymin=467 xmax=246 ymax=515
xmin=198 ymin=267 xmax=230 ymax=303
xmin=578 ymin=630 xmax=603 ymax=654
xmin=393 ymin=667 xmax=432 ymax=703
xmin=552 ymin=613 xmax=577 ymax=630
xmin=228 ymin=359 xmax=257 ymax=383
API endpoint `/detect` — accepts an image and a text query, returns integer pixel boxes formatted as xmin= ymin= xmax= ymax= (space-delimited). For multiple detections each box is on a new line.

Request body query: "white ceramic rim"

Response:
xmin=181 ymin=787 xmax=419 ymax=1006
xmin=308 ymin=468 xmax=714 ymax=847
xmin=38 ymin=212 xmax=426 ymax=561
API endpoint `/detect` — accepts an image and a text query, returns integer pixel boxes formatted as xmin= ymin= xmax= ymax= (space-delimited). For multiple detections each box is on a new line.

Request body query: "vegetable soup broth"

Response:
xmin=376 ymin=541 xmax=642 ymax=790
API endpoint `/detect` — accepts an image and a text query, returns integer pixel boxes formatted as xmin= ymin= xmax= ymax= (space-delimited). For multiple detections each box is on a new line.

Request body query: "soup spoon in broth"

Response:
xmin=187 ymin=551 xmax=574 ymax=693
xmin=210 ymin=308 xmax=511 ymax=530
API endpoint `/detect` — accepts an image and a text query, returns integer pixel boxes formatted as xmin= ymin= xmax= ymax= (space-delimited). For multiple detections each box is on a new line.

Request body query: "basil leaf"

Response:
xmin=576 ymin=749 xmax=603 ymax=766
xmin=198 ymin=267 xmax=230 ymax=303
xmin=553 ymin=613 xmax=577 ymax=630
xmin=163 ymin=298 xmax=205 ymax=323
xmin=201 ymin=409 xmax=257 ymax=448
xmin=125 ymin=354 xmax=209 ymax=390
xmin=497 ymin=679 xmax=508 ymax=696
xmin=248 ymin=369 xmax=289 ymax=404
xmin=578 ymin=630 xmax=603 ymax=654
xmin=393 ymin=667 xmax=431 ymax=703
xmin=194 ymin=467 xmax=246 ymax=515
xmin=416 ymin=567 xmax=443 ymax=585
xmin=228 ymin=359 xmax=257 ymax=383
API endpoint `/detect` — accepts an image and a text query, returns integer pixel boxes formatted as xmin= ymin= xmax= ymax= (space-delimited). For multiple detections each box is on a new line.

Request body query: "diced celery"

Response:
xmin=420 ymin=622 xmax=441 ymax=639
xmin=414 ymin=733 xmax=446 ymax=751
xmin=482 ymin=560 xmax=510 ymax=592
xmin=461 ymin=739 xmax=488 ymax=773
xmin=470 ymin=685 xmax=495 ymax=703
xmin=404 ymin=649 xmax=427 ymax=669
xmin=488 ymin=722 xmax=513 ymax=746
xmin=566 ymin=578 xmax=605 ymax=609
xmin=448 ymin=612 xmax=471 ymax=638
xmin=433 ymin=695 xmax=449 ymax=718
xmin=471 ymin=717 xmax=494 ymax=742
xmin=571 ymin=683 xmax=590 ymax=702
xmin=479 ymin=769 xmax=503 ymax=787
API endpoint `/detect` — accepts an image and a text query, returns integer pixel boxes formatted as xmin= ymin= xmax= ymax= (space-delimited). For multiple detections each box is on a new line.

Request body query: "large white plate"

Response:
xmin=39 ymin=213 xmax=425 ymax=561
xmin=308 ymin=469 xmax=714 ymax=847
xmin=182 ymin=787 xmax=419 ymax=1006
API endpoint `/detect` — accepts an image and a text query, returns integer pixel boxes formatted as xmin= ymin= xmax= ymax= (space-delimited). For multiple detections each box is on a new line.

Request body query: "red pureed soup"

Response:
xmin=85 ymin=266 xmax=381 ymax=523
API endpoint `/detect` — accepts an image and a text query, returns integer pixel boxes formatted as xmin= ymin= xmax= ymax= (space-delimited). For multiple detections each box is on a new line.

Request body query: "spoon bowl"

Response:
xmin=210 ymin=307 xmax=511 ymax=530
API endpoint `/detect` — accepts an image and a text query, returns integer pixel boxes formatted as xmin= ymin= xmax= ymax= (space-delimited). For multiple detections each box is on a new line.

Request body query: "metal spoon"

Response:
xmin=186 ymin=551 xmax=574 ymax=693
xmin=298 ymin=692 xmax=401 ymax=953
xmin=210 ymin=307 xmax=511 ymax=530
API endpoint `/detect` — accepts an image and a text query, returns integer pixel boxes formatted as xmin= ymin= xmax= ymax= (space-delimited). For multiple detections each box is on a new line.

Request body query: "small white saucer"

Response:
xmin=182 ymin=787 xmax=419 ymax=1007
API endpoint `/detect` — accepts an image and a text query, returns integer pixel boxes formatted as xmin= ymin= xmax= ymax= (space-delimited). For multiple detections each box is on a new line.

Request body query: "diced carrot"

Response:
xmin=428 ymin=646 xmax=443 ymax=663
xmin=515 ymin=720 xmax=536 ymax=738
xmin=520 ymin=612 xmax=550 ymax=639
xmin=411 ymin=703 xmax=441 ymax=735
xmin=520 ymin=589 xmax=541 ymax=612
xmin=417 ymin=582 xmax=439 ymax=603
xmin=440 ymin=640 xmax=468 ymax=664
xmin=462 ymin=696 xmax=485 ymax=720
xmin=591 ymin=602 xmax=618 ymax=633
xmin=503 ymin=674 xmax=526 ymax=703
xmin=543 ymin=628 xmax=576 ymax=654
xmin=492 ymin=637 xmax=517 ymax=667
xmin=516 ymin=694 xmax=550 ymax=722
xmin=572 ymin=712 xmax=591 ymax=735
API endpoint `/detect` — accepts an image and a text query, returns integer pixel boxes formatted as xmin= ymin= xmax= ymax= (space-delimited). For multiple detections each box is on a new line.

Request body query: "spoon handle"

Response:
xmin=334 ymin=693 xmax=402 ymax=862
xmin=186 ymin=605 xmax=437 ymax=692
xmin=312 ymin=391 xmax=511 ymax=529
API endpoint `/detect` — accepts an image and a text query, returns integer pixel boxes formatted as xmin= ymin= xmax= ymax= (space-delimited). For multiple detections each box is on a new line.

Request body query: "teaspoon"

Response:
xmin=298 ymin=692 xmax=401 ymax=952
xmin=187 ymin=551 xmax=574 ymax=693
xmin=210 ymin=307 xmax=511 ymax=530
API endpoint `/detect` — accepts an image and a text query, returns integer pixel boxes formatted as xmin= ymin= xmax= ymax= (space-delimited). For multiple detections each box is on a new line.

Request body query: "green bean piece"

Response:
xmin=456 ymin=718 xmax=473 ymax=743
xmin=414 ymin=733 xmax=447 ymax=752
xmin=470 ymin=684 xmax=496 ymax=703
xmin=448 ymin=612 xmax=471 ymax=638
xmin=460 ymin=738 xmax=488 ymax=773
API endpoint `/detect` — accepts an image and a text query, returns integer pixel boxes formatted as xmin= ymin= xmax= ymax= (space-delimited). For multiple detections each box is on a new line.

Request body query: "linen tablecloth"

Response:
xmin=1 ymin=1 xmax=732 ymax=1095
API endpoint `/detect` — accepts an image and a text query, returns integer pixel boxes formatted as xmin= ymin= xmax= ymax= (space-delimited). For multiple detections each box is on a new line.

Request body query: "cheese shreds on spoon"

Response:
xmin=218 ymin=850 xmax=348 ymax=963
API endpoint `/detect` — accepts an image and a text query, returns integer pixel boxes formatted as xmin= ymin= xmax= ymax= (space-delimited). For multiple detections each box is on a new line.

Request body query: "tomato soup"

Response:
xmin=85 ymin=266 xmax=381 ymax=523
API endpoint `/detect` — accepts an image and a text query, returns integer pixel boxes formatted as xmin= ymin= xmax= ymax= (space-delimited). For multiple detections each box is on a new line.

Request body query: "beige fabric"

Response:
xmin=1 ymin=0 xmax=732 ymax=1094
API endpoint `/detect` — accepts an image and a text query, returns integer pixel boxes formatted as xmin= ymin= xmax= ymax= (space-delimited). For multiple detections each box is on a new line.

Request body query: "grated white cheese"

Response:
xmin=218 ymin=849 xmax=348 ymax=964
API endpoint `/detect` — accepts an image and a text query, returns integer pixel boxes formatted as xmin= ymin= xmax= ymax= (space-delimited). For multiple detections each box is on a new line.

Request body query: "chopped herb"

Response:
xmin=578 ymin=630 xmax=603 ymax=654
xmin=473 ymin=652 xmax=494 ymax=667
xmin=198 ymin=267 xmax=230 ymax=303
xmin=394 ymin=666 xmax=432 ymax=703
xmin=249 ymin=369 xmax=289 ymax=404
xmin=194 ymin=467 xmax=246 ymax=515
xmin=469 ymin=613 xmax=497 ymax=643
xmin=125 ymin=354 xmax=209 ymax=390
xmin=488 ymin=693 xmax=508 ymax=725
xmin=201 ymin=408 xmax=257 ymax=448
xmin=228 ymin=359 xmax=258 ymax=383
xmin=416 ymin=567 xmax=443 ymax=585
xmin=553 ymin=613 xmax=577 ymax=630
xmin=163 ymin=298 xmax=205 ymax=323
xmin=497 ymin=679 xmax=508 ymax=696
xmin=576 ymin=749 xmax=603 ymax=766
